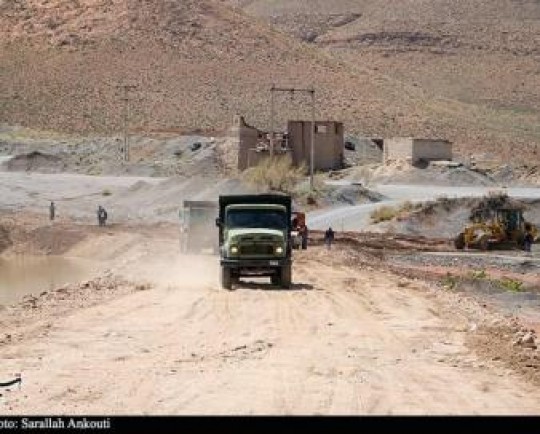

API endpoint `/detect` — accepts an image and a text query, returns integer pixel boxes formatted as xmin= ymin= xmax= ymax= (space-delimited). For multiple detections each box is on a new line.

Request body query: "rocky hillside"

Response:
xmin=1 ymin=0 xmax=539 ymax=163
xmin=224 ymin=0 xmax=540 ymax=164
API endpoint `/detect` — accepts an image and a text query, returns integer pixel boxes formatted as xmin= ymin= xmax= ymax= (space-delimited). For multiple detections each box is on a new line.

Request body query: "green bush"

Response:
xmin=470 ymin=269 xmax=488 ymax=280
xmin=441 ymin=273 xmax=458 ymax=290
xmin=498 ymin=278 xmax=524 ymax=292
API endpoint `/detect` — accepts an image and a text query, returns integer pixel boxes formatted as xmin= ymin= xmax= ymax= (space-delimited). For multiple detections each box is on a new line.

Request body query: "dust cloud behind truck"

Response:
xmin=179 ymin=200 xmax=219 ymax=254
xmin=216 ymin=194 xmax=292 ymax=290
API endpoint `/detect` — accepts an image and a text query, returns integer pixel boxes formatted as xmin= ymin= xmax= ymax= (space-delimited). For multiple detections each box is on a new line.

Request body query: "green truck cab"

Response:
xmin=216 ymin=194 xmax=292 ymax=290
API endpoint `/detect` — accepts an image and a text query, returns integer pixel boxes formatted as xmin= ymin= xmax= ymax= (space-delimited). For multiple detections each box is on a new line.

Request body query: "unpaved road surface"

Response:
xmin=1 ymin=227 xmax=540 ymax=415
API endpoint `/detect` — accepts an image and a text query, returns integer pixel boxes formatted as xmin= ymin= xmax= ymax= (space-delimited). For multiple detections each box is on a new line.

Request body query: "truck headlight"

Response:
xmin=230 ymin=246 xmax=239 ymax=254
xmin=275 ymin=246 xmax=283 ymax=255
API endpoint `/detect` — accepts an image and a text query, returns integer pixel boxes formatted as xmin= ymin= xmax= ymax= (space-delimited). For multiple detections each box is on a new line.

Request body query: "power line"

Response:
xmin=270 ymin=85 xmax=316 ymax=191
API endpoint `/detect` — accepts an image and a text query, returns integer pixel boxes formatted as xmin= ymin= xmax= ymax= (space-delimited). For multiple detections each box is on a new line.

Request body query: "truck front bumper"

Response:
xmin=221 ymin=258 xmax=291 ymax=269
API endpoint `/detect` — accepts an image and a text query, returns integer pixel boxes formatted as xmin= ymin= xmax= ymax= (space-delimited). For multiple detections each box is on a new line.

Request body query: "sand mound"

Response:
xmin=6 ymin=151 xmax=64 ymax=173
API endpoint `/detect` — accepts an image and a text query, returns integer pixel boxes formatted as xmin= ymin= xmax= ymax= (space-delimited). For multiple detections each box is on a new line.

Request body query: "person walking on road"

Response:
xmin=49 ymin=201 xmax=56 ymax=221
xmin=97 ymin=205 xmax=108 ymax=227
xmin=324 ymin=227 xmax=335 ymax=250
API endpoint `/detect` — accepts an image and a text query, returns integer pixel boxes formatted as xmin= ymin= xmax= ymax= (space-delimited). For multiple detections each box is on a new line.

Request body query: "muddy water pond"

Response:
xmin=0 ymin=255 xmax=98 ymax=305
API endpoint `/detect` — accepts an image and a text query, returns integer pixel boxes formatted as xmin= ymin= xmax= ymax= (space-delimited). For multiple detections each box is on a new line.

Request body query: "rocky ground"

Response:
xmin=1 ymin=0 xmax=540 ymax=415
xmin=0 ymin=221 xmax=540 ymax=414
xmin=0 ymin=174 xmax=539 ymax=414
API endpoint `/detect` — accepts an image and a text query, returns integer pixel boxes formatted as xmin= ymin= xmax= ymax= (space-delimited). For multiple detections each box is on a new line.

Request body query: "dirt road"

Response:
xmin=1 ymin=227 xmax=539 ymax=415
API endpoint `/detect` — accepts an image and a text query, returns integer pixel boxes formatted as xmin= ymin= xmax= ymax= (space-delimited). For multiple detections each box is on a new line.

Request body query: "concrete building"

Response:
xmin=229 ymin=115 xmax=262 ymax=171
xmin=288 ymin=120 xmax=344 ymax=171
xmin=228 ymin=116 xmax=344 ymax=172
xmin=383 ymin=138 xmax=452 ymax=166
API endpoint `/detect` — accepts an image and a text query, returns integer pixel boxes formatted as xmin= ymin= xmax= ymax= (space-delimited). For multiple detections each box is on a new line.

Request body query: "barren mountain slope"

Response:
xmin=224 ymin=0 xmax=540 ymax=163
xmin=1 ymin=0 xmax=539 ymax=163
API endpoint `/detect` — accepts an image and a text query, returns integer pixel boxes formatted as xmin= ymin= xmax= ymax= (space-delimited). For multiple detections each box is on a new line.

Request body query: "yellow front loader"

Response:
xmin=454 ymin=206 xmax=538 ymax=251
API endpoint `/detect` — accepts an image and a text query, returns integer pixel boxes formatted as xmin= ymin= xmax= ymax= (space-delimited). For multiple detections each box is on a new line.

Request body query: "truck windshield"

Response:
xmin=226 ymin=209 xmax=287 ymax=230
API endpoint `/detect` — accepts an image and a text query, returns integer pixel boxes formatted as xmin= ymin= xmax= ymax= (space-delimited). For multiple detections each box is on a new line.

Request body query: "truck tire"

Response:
xmin=220 ymin=267 xmax=233 ymax=290
xmin=279 ymin=264 xmax=292 ymax=289
xmin=454 ymin=233 xmax=465 ymax=250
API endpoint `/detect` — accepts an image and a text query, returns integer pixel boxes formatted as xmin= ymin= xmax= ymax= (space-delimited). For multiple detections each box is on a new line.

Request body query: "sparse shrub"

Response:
xmin=243 ymin=156 xmax=306 ymax=194
xmin=441 ymin=273 xmax=458 ymax=290
xmin=370 ymin=205 xmax=398 ymax=223
xmin=400 ymin=200 xmax=415 ymax=212
xmin=470 ymin=269 xmax=488 ymax=280
xmin=498 ymin=278 xmax=524 ymax=292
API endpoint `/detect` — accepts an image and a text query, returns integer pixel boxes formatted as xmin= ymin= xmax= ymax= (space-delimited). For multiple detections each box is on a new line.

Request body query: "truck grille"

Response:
xmin=239 ymin=244 xmax=274 ymax=256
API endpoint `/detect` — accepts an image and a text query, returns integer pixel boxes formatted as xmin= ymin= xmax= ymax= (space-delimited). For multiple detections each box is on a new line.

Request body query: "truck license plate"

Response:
xmin=269 ymin=261 xmax=279 ymax=266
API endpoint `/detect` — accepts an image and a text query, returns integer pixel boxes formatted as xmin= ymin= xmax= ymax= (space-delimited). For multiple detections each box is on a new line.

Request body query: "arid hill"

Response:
xmin=224 ymin=0 xmax=540 ymax=163
xmin=1 ymin=0 xmax=539 ymax=163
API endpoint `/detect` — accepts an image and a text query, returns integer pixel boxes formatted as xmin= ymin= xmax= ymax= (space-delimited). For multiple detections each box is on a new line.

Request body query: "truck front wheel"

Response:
xmin=279 ymin=264 xmax=292 ymax=289
xmin=220 ymin=267 xmax=233 ymax=290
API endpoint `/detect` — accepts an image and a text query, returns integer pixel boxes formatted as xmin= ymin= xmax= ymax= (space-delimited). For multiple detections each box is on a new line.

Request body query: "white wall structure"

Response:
xmin=384 ymin=138 xmax=452 ymax=165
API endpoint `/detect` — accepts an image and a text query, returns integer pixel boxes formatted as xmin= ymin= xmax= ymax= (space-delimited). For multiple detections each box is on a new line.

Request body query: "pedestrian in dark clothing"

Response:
xmin=524 ymin=223 xmax=534 ymax=255
xmin=301 ymin=226 xmax=309 ymax=250
xmin=524 ymin=231 xmax=533 ymax=255
xmin=97 ymin=205 xmax=108 ymax=227
xmin=324 ymin=227 xmax=335 ymax=250
xmin=49 ymin=201 xmax=55 ymax=221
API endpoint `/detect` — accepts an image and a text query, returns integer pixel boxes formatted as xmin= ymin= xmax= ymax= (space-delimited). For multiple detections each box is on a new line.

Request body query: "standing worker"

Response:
xmin=324 ymin=227 xmax=335 ymax=250
xmin=97 ymin=205 xmax=108 ymax=227
xmin=301 ymin=225 xmax=309 ymax=250
xmin=524 ymin=223 xmax=534 ymax=255
xmin=49 ymin=201 xmax=56 ymax=221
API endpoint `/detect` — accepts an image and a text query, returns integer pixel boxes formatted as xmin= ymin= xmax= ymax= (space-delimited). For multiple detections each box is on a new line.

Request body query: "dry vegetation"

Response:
xmin=242 ymin=156 xmax=306 ymax=194
xmin=370 ymin=200 xmax=419 ymax=223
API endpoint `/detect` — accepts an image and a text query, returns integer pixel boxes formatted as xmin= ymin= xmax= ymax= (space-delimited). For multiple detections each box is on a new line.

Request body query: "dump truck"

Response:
xmin=179 ymin=200 xmax=219 ymax=254
xmin=216 ymin=194 xmax=292 ymax=290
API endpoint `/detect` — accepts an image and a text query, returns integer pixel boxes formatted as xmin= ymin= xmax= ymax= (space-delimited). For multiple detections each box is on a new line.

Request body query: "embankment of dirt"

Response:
xmin=5 ymin=151 xmax=65 ymax=173
xmin=0 ymin=275 xmax=151 ymax=348
xmin=372 ymin=195 xmax=540 ymax=238
xmin=469 ymin=323 xmax=540 ymax=386
xmin=0 ymin=212 xmax=93 ymax=256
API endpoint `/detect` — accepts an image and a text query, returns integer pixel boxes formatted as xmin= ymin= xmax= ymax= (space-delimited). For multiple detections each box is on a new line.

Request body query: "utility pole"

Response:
xmin=269 ymin=85 xmax=316 ymax=190
xmin=310 ymin=88 xmax=315 ymax=191
xmin=270 ymin=84 xmax=275 ymax=157
xmin=119 ymin=84 xmax=137 ymax=162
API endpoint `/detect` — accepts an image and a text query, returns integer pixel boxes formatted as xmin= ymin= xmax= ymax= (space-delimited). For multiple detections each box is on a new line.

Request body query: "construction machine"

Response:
xmin=454 ymin=203 xmax=538 ymax=251
xmin=179 ymin=200 xmax=219 ymax=254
